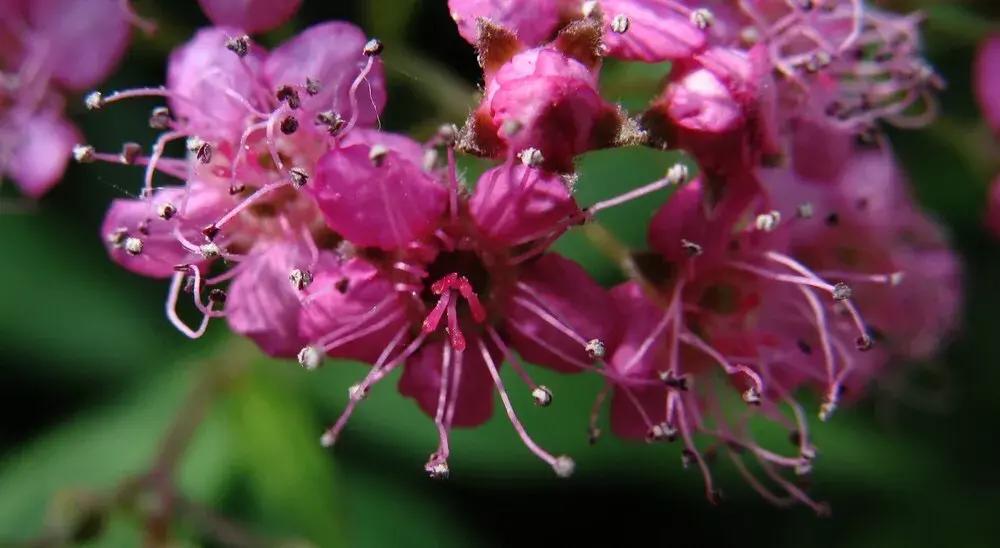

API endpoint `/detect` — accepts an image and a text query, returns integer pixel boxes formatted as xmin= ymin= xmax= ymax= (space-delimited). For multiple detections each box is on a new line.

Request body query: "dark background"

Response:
xmin=2 ymin=0 xmax=1000 ymax=546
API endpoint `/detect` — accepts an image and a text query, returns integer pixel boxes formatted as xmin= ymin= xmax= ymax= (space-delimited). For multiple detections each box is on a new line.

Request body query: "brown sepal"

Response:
xmin=553 ymin=17 xmax=604 ymax=70
xmin=476 ymin=18 xmax=522 ymax=75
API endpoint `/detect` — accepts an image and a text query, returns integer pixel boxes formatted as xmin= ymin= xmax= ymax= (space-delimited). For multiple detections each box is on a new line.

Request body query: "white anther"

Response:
xmin=348 ymin=383 xmax=367 ymax=401
xmin=501 ymin=119 xmax=523 ymax=137
xmin=297 ymin=345 xmax=323 ymax=370
xmin=889 ymin=272 xmax=905 ymax=286
xmin=426 ymin=461 xmax=450 ymax=479
xmin=797 ymin=202 xmax=814 ymax=219
xmin=518 ymin=147 xmax=544 ymax=167
xmin=818 ymin=400 xmax=837 ymax=422
xmin=832 ymin=282 xmax=852 ymax=302
xmin=532 ymin=386 xmax=553 ymax=407
xmin=157 ymin=202 xmax=177 ymax=220
xmin=754 ymin=210 xmax=781 ymax=232
xmin=585 ymin=338 xmax=606 ymax=360
xmin=73 ymin=144 xmax=96 ymax=163
xmin=610 ymin=14 xmax=630 ymax=34
xmin=199 ymin=242 xmax=221 ymax=258
xmin=690 ymin=8 xmax=715 ymax=29
xmin=742 ymin=387 xmax=762 ymax=405
xmin=289 ymin=268 xmax=313 ymax=291
xmin=84 ymin=91 xmax=104 ymax=110
xmin=552 ymin=455 xmax=576 ymax=478
xmin=369 ymin=144 xmax=389 ymax=166
xmin=666 ymin=163 xmax=689 ymax=185
xmin=124 ymin=237 xmax=143 ymax=256
xmin=581 ymin=0 xmax=599 ymax=18
xmin=289 ymin=167 xmax=309 ymax=188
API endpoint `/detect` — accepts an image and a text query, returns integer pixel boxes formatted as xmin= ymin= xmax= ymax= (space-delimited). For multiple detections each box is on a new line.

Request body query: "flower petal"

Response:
xmin=398 ymin=337 xmax=497 ymax=428
xmin=6 ymin=109 xmax=78 ymax=198
xmin=197 ymin=0 xmax=302 ymax=34
xmin=469 ymin=162 xmax=579 ymax=245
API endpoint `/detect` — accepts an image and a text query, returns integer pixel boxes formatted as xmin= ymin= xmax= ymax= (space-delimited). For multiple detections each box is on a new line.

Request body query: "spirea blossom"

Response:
xmin=79 ymin=0 xmax=960 ymax=510
xmin=974 ymin=35 xmax=1000 ymax=239
xmin=0 ymin=0 xmax=140 ymax=197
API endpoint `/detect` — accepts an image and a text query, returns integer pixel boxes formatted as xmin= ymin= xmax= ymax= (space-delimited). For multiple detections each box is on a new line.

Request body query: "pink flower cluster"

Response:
xmin=79 ymin=0 xmax=960 ymax=510
xmin=975 ymin=35 xmax=1000 ymax=237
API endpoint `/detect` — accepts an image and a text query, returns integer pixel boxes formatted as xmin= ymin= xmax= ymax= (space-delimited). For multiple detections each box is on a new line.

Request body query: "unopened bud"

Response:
xmin=297 ymin=345 xmax=323 ymax=370
xmin=363 ymin=38 xmax=384 ymax=56
xmin=585 ymin=338 xmax=605 ymax=360
xmin=552 ymin=455 xmax=575 ymax=478
xmin=225 ymin=34 xmax=250 ymax=57
xmin=73 ymin=144 xmax=96 ymax=163
xmin=518 ymin=147 xmax=544 ymax=167
xmin=610 ymin=14 xmax=630 ymax=34
xmin=124 ymin=237 xmax=143 ymax=256
xmin=531 ymin=386 xmax=553 ymax=407
xmin=690 ymin=8 xmax=715 ymax=29
xmin=84 ymin=91 xmax=104 ymax=110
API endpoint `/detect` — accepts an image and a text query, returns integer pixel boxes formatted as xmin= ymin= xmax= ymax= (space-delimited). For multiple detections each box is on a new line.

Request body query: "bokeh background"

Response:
xmin=3 ymin=0 xmax=1000 ymax=546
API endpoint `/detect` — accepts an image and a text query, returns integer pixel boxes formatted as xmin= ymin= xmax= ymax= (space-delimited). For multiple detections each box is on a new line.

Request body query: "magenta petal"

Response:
xmin=505 ymin=253 xmax=616 ymax=373
xmin=310 ymin=145 xmax=447 ymax=250
xmin=26 ymin=0 xmax=130 ymax=89
xmin=101 ymin=185 xmax=231 ymax=278
xmin=167 ymin=27 xmax=266 ymax=139
xmin=264 ymin=21 xmax=386 ymax=125
xmin=299 ymin=258 xmax=408 ymax=364
xmin=987 ymin=175 xmax=1000 ymax=239
xmin=599 ymin=0 xmax=706 ymax=62
xmin=608 ymin=281 xmax=668 ymax=378
xmin=6 ymin=109 xmax=78 ymax=198
xmin=398 ymin=337 xmax=497 ymax=428
xmin=197 ymin=0 xmax=301 ymax=34
xmin=227 ymin=238 xmax=319 ymax=358
xmin=610 ymin=385 xmax=665 ymax=440
xmin=447 ymin=0 xmax=562 ymax=46
xmin=469 ymin=162 xmax=579 ymax=245
xmin=976 ymin=35 xmax=1000 ymax=134
xmin=338 ymin=129 xmax=425 ymax=167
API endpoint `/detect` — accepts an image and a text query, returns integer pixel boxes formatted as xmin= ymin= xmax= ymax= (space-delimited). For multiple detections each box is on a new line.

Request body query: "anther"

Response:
xmin=148 ymin=106 xmax=172 ymax=129
xmin=157 ymin=202 xmax=177 ymax=220
xmin=316 ymin=110 xmax=346 ymax=136
xmin=107 ymin=228 xmax=128 ymax=247
xmin=531 ymin=386 xmax=553 ymax=407
xmin=225 ymin=34 xmax=250 ymax=57
xmin=426 ymin=461 xmax=450 ymax=480
xmin=581 ymin=0 xmax=599 ymax=18
xmin=742 ymin=387 xmax=762 ymax=406
xmin=290 ymin=167 xmax=309 ymax=188
xmin=275 ymin=85 xmax=301 ymax=109
xmin=795 ymin=459 xmax=813 ymax=476
xmin=659 ymin=370 xmax=690 ymax=391
xmin=610 ymin=14 xmax=630 ymax=34
xmin=681 ymin=239 xmax=703 ymax=257
xmin=437 ymin=124 xmax=459 ymax=147
xmin=363 ymin=38 xmax=384 ymax=56
xmin=666 ymin=163 xmax=689 ymax=185
xmin=587 ymin=426 xmax=601 ymax=445
xmin=754 ymin=210 xmax=781 ymax=232
xmin=646 ymin=423 xmax=677 ymax=443
xmin=501 ymin=119 xmax=523 ymax=137
xmin=305 ymin=77 xmax=321 ymax=96
xmin=552 ymin=456 xmax=575 ymax=478
xmin=229 ymin=183 xmax=246 ymax=195
xmin=348 ymin=383 xmax=368 ymax=401
xmin=73 ymin=144 xmax=96 ymax=163
xmin=297 ymin=345 xmax=323 ymax=370
xmin=818 ymin=400 xmax=837 ymax=421
xmin=84 ymin=91 xmax=104 ymax=110
xmin=797 ymin=202 xmax=815 ymax=219
xmin=123 ymin=237 xmax=143 ymax=256
xmin=585 ymin=338 xmax=606 ymax=360
xmin=201 ymin=224 xmax=221 ymax=241
xmin=369 ymin=144 xmax=389 ymax=166
xmin=120 ymin=142 xmax=142 ymax=165
xmin=289 ymin=268 xmax=313 ymax=291
xmin=681 ymin=448 xmax=696 ymax=469
xmin=280 ymin=116 xmax=299 ymax=135
xmin=855 ymin=334 xmax=874 ymax=352
xmin=889 ymin=272 xmax=905 ymax=286
xmin=832 ymin=282 xmax=852 ymax=302
xmin=186 ymin=137 xmax=213 ymax=164
xmin=208 ymin=288 xmax=227 ymax=304
xmin=518 ymin=147 xmax=544 ymax=167
xmin=137 ymin=219 xmax=151 ymax=236
xmin=690 ymin=8 xmax=715 ymax=29
xmin=199 ymin=242 xmax=221 ymax=258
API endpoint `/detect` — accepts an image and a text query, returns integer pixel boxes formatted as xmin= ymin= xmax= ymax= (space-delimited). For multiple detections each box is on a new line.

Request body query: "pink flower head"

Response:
xmin=198 ymin=0 xmax=302 ymax=34
xmin=596 ymin=168 xmax=938 ymax=512
xmin=296 ymin=150 xmax=622 ymax=477
xmin=461 ymin=19 xmax=628 ymax=172
xmin=643 ymin=46 xmax=780 ymax=180
xmin=0 ymin=0 xmax=136 ymax=197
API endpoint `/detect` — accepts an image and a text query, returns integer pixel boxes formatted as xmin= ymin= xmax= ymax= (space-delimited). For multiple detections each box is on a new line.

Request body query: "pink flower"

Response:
xmin=198 ymin=0 xmax=302 ymax=34
xmin=975 ymin=35 xmax=1000 ymax=135
xmin=0 ymin=0 xmax=134 ymax=197
xmin=461 ymin=20 xmax=625 ymax=172
xmin=447 ymin=0 xmax=564 ymax=46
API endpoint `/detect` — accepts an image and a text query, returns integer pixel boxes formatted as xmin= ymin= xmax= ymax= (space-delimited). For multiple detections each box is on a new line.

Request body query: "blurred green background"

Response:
xmin=3 ymin=0 xmax=1000 ymax=546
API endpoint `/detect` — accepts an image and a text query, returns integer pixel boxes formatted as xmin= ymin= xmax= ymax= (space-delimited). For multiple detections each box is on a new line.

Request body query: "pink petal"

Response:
xmin=599 ymin=0 xmax=706 ymax=62
xmin=448 ymin=0 xmax=562 ymax=46
xmin=25 ymin=0 xmax=131 ymax=90
xmin=299 ymin=258 xmax=409 ymax=364
xmin=309 ymin=145 xmax=447 ymax=250
xmin=398 ymin=337 xmax=497 ymax=427
xmin=607 ymin=281 xmax=668 ymax=378
xmin=227 ymin=238 xmax=326 ymax=357
xmin=264 ymin=22 xmax=386 ymax=125
xmin=6 ymin=109 xmax=78 ymax=198
xmin=101 ymin=184 xmax=232 ymax=278
xmin=987 ymin=175 xmax=1000 ymax=239
xmin=609 ymin=385 xmax=665 ymax=440
xmin=339 ymin=129 xmax=425 ymax=167
xmin=469 ymin=162 xmax=579 ymax=245
xmin=505 ymin=253 xmax=616 ymax=373
xmin=975 ymin=35 xmax=1000 ymax=134
xmin=197 ymin=0 xmax=301 ymax=34
xmin=166 ymin=27 xmax=266 ymax=139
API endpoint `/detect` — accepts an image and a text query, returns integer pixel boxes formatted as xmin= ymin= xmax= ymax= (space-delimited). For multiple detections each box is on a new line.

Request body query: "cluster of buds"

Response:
xmin=77 ymin=0 xmax=960 ymax=512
